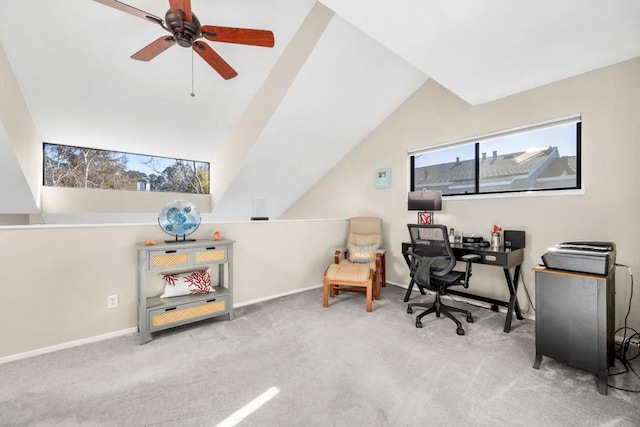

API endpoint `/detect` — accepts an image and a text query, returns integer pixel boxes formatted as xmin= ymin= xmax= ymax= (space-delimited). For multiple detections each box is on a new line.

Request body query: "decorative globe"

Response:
xmin=158 ymin=200 xmax=201 ymax=239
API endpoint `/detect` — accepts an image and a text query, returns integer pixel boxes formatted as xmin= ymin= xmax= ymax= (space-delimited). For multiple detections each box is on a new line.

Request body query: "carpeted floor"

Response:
xmin=1 ymin=285 xmax=639 ymax=426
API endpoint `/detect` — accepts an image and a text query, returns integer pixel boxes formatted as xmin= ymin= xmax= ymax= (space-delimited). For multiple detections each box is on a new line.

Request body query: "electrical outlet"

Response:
xmin=107 ymin=294 xmax=119 ymax=309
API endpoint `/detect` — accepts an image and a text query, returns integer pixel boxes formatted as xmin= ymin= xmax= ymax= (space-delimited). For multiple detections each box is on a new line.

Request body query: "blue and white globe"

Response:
xmin=158 ymin=200 xmax=201 ymax=238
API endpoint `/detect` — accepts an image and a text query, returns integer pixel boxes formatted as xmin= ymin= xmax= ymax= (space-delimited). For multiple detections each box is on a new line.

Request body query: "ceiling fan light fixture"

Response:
xmin=165 ymin=10 xmax=201 ymax=47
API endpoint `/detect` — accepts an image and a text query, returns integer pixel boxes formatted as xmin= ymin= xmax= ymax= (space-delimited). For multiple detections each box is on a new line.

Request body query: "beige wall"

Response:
xmin=283 ymin=58 xmax=640 ymax=330
xmin=2 ymin=55 xmax=638 ymax=361
xmin=0 ymin=219 xmax=346 ymax=359
xmin=41 ymin=187 xmax=212 ymax=215
xmin=0 ymin=214 xmax=29 ymax=225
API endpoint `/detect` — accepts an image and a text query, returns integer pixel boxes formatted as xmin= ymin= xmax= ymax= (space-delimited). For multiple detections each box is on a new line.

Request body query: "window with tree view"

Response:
xmin=410 ymin=118 xmax=581 ymax=196
xmin=43 ymin=143 xmax=210 ymax=194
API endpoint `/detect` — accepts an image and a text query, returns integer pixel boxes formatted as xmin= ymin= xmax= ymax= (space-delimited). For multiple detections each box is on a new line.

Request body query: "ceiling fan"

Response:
xmin=93 ymin=0 xmax=275 ymax=80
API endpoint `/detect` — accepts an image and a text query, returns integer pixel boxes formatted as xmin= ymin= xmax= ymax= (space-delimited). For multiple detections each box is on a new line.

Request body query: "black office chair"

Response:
xmin=406 ymin=224 xmax=480 ymax=335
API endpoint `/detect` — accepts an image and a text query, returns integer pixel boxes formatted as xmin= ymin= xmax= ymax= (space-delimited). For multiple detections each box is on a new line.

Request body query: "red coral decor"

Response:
xmin=162 ymin=273 xmax=179 ymax=287
xmin=185 ymin=270 xmax=213 ymax=294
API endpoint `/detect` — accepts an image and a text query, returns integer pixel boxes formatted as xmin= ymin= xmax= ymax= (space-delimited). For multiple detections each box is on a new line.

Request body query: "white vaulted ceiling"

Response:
xmin=0 ymin=0 xmax=639 ymax=220
xmin=211 ymin=14 xmax=427 ymax=220
xmin=0 ymin=0 xmax=317 ymax=161
xmin=322 ymin=0 xmax=640 ymax=105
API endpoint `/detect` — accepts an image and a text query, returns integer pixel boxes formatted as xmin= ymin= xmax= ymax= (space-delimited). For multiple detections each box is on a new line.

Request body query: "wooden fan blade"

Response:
xmin=131 ymin=37 xmax=176 ymax=61
xmin=193 ymin=41 xmax=238 ymax=80
xmin=201 ymin=26 xmax=275 ymax=47
xmin=169 ymin=0 xmax=192 ymax=22
xmin=92 ymin=0 xmax=163 ymax=25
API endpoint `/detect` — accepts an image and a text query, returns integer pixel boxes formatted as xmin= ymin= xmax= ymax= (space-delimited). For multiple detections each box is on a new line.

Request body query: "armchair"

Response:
xmin=405 ymin=224 xmax=479 ymax=335
xmin=334 ymin=217 xmax=386 ymax=294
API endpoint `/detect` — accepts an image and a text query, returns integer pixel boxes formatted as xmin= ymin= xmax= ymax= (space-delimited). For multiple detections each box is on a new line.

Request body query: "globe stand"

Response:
xmin=165 ymin=235 xmax=196 ymax=244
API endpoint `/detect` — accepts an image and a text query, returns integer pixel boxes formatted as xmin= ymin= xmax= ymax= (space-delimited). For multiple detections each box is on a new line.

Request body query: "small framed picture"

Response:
xmin=374 ymin=168 xmax=391 ymax=189
xmin=418 ymin=212 xmax=433 ymax=225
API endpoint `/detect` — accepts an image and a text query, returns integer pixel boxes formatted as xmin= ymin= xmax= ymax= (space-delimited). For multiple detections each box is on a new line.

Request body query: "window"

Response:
xmin=43 ymin=143 xmax=210 ymax=194
xmin=409 ymin=118 xmax=581 ymax=196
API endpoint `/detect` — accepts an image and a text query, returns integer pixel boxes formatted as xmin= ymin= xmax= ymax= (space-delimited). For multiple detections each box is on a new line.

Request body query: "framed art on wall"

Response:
xmin=374 ymin=168 xmax=391 ymax=189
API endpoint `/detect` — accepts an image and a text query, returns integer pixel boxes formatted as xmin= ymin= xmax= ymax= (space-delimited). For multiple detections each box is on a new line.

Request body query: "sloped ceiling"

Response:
xmin=211 ymin=14 xmax=427 ymax=220
xmin=0 ymin=123 xmax=38 ymax=214
xmin=0 ymin=0 xmax=316 ymax=161
xmin=321 ymin=0 xmax=640 ymax=105
xmin=0 ymin=0 xmax=639 ymax=221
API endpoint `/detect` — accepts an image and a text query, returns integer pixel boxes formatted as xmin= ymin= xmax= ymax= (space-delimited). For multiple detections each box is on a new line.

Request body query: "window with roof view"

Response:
xmin=409 ymin=118 xmax=581 ymax=196
xmin=43 ymin=143 xmax=210 ymax=194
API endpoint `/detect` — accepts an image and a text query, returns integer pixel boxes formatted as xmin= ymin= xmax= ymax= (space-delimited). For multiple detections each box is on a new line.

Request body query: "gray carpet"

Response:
xmin=1 ymin=285 xmax=639 ymax=426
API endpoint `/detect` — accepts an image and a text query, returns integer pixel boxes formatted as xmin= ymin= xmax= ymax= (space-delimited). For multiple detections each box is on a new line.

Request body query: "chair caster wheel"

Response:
xmin=467 ymin=315 xmax=473 ymax=323
xmin=407 ymin=306 xmax=413 ymax=314
xmin=456 ymin=328 xmax=465 ymax=336
xmin=416 ymin=321 xmax=423 ymax=328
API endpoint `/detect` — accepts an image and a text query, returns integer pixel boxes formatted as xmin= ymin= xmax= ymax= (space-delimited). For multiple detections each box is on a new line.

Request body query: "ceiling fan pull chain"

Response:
xmin=191 ymin=48 xmax=195 ymax=97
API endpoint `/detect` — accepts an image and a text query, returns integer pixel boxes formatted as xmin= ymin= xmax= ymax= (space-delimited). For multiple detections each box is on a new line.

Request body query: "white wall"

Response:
xmin=0 ymin=219 xmax=346 ymax=360
xmin=283 ymin=58 xmax=640 ymax=331
xmin=0 ymin=42 xmax=41 ymax=211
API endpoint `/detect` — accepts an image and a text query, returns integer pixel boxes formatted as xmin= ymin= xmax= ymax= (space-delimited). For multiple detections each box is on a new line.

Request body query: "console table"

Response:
xmin=402 ymin=242 xmax=524 ymax=333
xmin=532 ymin=267 xmax=615 ymax=395
xmin=137 ymin=239 xmax=235 ymax=344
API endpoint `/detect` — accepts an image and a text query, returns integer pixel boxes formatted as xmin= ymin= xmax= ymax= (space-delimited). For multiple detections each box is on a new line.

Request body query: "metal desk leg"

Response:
xmin=503 ymin=265 xmax=523 ymax=333
xmin=512 ymin=265 xmax=523 ymax=320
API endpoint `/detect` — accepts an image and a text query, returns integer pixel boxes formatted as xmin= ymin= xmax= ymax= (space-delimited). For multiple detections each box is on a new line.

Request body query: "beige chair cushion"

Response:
xmin=349 ymin=233 xmax=380 ymax=246
xmin=348 ymin=217 xmax=383 ymax=246
xmin=325 ymin=263 xmax=370 ymax=283
xmin=339 ymin=258 xmax=376 ymax=272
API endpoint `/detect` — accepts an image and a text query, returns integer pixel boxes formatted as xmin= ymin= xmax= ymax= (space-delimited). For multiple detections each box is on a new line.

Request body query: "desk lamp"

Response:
xmin=408 ymin=190 xmax=442 ymax=224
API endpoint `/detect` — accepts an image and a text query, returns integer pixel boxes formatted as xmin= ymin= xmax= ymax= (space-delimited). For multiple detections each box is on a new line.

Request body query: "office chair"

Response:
xmin=405 ymin=224 xmax=480 ymax=335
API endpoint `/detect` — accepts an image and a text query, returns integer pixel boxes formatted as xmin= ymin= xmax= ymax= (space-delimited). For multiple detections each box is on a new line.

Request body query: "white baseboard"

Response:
xmin=1 ymin=282 xmax=535 ymax=364
xmin=234 ymin=284 xmax=323 ymax=308
xmin=1 ymin=286 xmax=325 ymax=364
xmin=0 ymin=327 xmax=138 ymax=365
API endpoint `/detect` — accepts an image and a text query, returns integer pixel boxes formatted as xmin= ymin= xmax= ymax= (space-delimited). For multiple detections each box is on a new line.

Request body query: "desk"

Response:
xmin=402 ymin=242 xmax=524 ymax=333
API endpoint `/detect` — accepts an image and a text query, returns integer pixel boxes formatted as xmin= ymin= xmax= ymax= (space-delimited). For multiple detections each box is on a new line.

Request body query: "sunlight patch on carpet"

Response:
xmin=215 ymin=386 xmax=280 ymax=427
